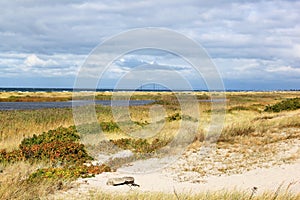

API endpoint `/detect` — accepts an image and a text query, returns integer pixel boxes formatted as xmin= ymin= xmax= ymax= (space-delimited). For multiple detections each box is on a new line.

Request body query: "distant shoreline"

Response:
xmin=0 ymin=87 xmax=300 ymax=92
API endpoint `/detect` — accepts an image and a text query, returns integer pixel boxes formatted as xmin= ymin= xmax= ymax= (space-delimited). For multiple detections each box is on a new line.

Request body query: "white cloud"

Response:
xmin=0 ymin=53 xmax=85 ymax=77
xmin=292 ymin=44 xmax=300 ymax=59
xmin=24 ymin=54 xmax=57 ymax=67
xmin=266 ymin=65 xmax=300 ymax=73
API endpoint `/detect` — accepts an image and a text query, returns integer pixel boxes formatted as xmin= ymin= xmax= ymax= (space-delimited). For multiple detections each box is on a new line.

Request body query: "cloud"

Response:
xmin=24 ymin=54 xmax=57 ymax=67
xmin=0 ymin=53 xmax=85 ymax=78
xmin=1 ymin=0 xmax=299 ymax=57
xmin=265 ymin=65 xmax=300 ymax=78
xmin=0 ymin=0 xmax=300 ymax=89
xmin=104 ymin=55 xmax=190 ymax=79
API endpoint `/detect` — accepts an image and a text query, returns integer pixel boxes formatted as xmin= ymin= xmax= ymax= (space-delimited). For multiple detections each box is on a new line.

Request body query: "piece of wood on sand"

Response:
xmin=106 ymin=176 xmax=140 ymax=187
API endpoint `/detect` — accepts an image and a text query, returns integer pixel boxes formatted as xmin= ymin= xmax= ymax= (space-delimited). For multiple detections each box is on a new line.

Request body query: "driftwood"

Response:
xmin=106 ymin=176 xmax=140 ymax=187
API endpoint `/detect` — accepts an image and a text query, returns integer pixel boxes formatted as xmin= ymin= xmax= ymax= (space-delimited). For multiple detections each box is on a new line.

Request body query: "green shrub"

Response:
xmin=166 ymin=113 xmax=197 ymax=122
xmin=20 ymin=126 xmax=80 ymax=148
xmin=100 ymin=121 xmax=120 ymax=132
xmin=110 ymin=138 xmax=169 ymax=153
xmin=0 ymin=149 xmax=23 ymax=163
xmin=166 ymin=113 xmax=181 ymax=121
xmin=1 ymin=126 xmax=92 ymax=165
xmin=28 ymin=164 xmax=111 ymax=181
xmin=76 ymin=121 xmax=121 ymax=134
xmin=228 ymin=106 xmax=250 ymax=112
xmin=264 ymin=98 xmax=300 ymax=112
xmin=1 ymin=126 xmax=111 ymax=182
xmin=20 ymin=141 xmax=91 ymax=165
xmin=133 ymin=121 xmax=149 ymax=127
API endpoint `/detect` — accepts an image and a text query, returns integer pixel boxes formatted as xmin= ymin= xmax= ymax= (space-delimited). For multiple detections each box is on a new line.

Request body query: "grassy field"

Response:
xmin=0 ymin=91 xmax=300 ymax=199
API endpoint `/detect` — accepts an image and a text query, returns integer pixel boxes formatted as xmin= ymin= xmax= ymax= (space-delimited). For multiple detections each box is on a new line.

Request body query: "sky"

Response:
xmin=0 ymin=0 xmax=300 ymax=90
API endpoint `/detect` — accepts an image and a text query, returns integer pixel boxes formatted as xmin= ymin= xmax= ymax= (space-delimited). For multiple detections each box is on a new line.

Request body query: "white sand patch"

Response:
xmin=56 ymin=159 xmax=300 ymax=199
xmin=53 ymin=138 xmax=300 ymax=198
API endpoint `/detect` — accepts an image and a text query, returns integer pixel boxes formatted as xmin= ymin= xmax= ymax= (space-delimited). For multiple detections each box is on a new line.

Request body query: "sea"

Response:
xmin=0 ymin=87 xmax=299 ymax=93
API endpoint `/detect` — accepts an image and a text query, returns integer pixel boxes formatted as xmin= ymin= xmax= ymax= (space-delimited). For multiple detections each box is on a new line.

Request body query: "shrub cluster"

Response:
xmin=28 ymin=164 xmax=111 ymax=181
xmin=100 ymin=121 xmax=120 ymax=132
xmin=166 ymin=113 xmax=198 ymax=122
xmin=264 ymin=98 xmax=300 ymax=112
xmin=0 ymin=126 xmax=111 ymax=181
xmin=0 ymin=149 xmax=23 ymax=163
xmin=110 ymin=138 xmax=168 ymax=153
xmin=166 ymin=113 xmax=181 ymax=121
xmin=0 ymin=126 xmax=91 ymax=165
xmin=76 ymin=121 xmax=120 ymax=133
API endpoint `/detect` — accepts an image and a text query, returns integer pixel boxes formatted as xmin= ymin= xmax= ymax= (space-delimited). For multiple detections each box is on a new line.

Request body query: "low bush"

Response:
xmin=110 ymin=138 xmax=169 ymax=153
xmin=76 ymin=121 xmax=121 ymax=134
xmin=19 ymin=126 xmax=80 ymax=147
xmin=0 ymin=126 xmax=91 ymax=165
xmin=228 ymin=106 xmax=250 ymax=112
xmin=28 ymin=164 xmax=111 ymax=181
xmin=166 ymin=113 xmax=181 ymax=121
xmin=100 ymin=121 xmax=120 ymax=132
xmin=0 ymin=149 xmax=23 ymax=164
xmin=0 ymin=126 xmax=111 ymax=182
xmin=264 ymin=98 xmax=300 ymax=112
xmin=21 ymin=141 xmax=91 ymax=165
xmin=166 ymin=113 xmax=198 ymax=122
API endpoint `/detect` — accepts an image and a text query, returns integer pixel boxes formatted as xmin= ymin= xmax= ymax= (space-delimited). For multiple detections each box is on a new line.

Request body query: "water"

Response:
xmin=1 ymin=87 xmax=297 ymax=93
xmin=0 ymin=100 xmax=154 ymax=110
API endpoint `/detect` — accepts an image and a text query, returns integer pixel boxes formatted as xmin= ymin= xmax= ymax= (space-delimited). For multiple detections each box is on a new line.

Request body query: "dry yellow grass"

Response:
xmin=52 ymin=189 xmax=300 ymax=200
xmin=0 ymin=161 xmax=73 ymax=200
xmin=0 ymin=91 xmax=73 ymax=99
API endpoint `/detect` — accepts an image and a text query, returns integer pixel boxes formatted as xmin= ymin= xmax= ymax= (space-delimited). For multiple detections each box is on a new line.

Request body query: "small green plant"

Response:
xmin=264 ymin=98 xmax=300 ymax=112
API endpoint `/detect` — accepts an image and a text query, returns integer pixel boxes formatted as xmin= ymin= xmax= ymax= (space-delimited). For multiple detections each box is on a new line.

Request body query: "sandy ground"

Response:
xmin=50 ymin=136 xmax=300 ymax=199
xmin=53 ymin=157 xmax=300 ymax=200
xmin=52 ymin=127 xmax=300 ymax=199
xmin=88 ymin=161 xmax=299 ymax=192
